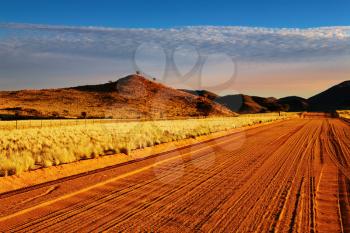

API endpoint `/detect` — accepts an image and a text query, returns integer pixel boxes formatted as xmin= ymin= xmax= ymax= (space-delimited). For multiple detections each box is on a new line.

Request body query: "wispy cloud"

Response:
xmin=0 ymin=23 xmax=349 ymax=96
xmin=1 ymin=22 xmax=350 ymax=61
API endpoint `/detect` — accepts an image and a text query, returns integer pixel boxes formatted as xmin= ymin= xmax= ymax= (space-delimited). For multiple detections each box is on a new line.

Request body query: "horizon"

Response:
xmin=1 ymin=1 xmax=350 ymax=98
xmin=0 ymin=72 xmax=347 ymax=100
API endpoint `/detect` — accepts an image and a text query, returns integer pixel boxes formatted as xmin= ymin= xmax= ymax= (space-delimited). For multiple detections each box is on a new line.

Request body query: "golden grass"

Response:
xmin=0 ymin=119 xmax=154 ymax=130
xmin=337 ymin=110 xmax=350 ymax=119
xmin=0 ymin=113 xmax=298 ymax=176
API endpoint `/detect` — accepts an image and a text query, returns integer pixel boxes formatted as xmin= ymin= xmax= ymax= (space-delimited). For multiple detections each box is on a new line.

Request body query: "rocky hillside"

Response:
xmin=0 ymin=75 xmax=235 ymax=119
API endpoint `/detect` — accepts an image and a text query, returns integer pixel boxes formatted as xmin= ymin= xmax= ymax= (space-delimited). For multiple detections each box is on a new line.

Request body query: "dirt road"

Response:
xmin=0 ymin=118 xmax=349 ymax=232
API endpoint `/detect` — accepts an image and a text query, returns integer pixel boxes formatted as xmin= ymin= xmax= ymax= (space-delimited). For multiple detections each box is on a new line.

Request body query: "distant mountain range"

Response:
xmin=185 ymin=81 xmax=350 ymax=113
xmin=0 ymin=75 xmax=349 ymax=119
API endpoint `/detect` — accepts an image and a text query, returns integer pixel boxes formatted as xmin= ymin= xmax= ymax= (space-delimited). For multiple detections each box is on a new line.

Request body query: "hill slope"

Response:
xmin=180 ymin=90 xmax=219 ymax=101
xmin=216 ymin=95 xmax=260 ymax=113
xmin=216 ymin=80 xmax=350 ymax=113
xmin=277 ymin=96 xmax=309 ymax=112
xmin=0 ymin=75 xmax=235 ymax=119
xmin=216 ymin=94 xmax=289 ymax=113
xmin=308 ymin=80 xmax=350 ymax=111
xmin=1 ymin=76 xmax=348 ymax=118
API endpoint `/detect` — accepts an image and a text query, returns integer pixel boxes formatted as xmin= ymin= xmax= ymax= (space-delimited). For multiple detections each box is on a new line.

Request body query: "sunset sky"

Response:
xmin=0 ymin=0 xmax=349 ymax=98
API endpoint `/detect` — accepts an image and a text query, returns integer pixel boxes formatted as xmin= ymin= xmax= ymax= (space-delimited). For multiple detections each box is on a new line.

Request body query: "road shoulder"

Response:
xmin=0 ymin=119 xmax=289 ymax=194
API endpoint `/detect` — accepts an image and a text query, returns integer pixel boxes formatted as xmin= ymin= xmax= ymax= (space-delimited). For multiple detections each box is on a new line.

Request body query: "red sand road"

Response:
xmin=0 ymin=118 xmax=349 ymax=232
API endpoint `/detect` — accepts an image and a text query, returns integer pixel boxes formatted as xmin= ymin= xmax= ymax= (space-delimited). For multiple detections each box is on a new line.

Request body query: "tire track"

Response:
xmin=0 ymin=118 xmax=348 ymax=232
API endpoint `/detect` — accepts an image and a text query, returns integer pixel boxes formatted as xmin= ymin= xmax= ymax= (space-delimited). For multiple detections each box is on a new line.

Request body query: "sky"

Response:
xmin=0 ymin=0 xmax=350 ymax=98
xmin=1 ymin=0 xmax=350 ymax=28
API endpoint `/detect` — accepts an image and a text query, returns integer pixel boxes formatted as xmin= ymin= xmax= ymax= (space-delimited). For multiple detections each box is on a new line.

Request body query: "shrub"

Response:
xmin=0 ymin=113 xmax=297 ymax=176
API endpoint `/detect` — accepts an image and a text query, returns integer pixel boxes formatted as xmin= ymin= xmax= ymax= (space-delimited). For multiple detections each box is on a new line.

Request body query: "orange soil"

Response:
xmin=0 ymin=118 xmax=349 ymax=232
xmin=0 ymin=119 xmax=280 ymax=194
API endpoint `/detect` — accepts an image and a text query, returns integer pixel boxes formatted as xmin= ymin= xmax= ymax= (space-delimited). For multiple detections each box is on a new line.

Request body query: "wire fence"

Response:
xmin=0 ymin=112 xmax=299 ymax=130
xmin=0 ymin=116 xmax=210 ymax=130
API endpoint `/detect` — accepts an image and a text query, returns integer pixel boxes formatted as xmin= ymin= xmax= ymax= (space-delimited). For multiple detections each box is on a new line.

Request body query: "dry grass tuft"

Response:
xmin=337 ymin=110 xmax=350 ymax=119
xmin=0 ymin=113 xmax=298 ymax=176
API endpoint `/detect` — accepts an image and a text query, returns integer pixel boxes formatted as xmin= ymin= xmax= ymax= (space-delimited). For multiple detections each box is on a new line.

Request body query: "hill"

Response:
xmin=0 ymin=75 xmax=235 ymax=119
xmin=251 ymin=96 xmax=287 ymax=112
xmin=216 ymin=94 xmax=289 ymax=113
xmin=308 ymin=80 xmax=350 ymax=111
xmin=277 ymin=96 xmax=309 ymax=112
xmin=216 ymin=80 xmax=350 ymax=113
xmin=1 ymin=76 xmax=348 ymax=118
xmin=216 ymin=95 xmax=259 ymax=113
xmin=180 ymin=90 xmax=219 ymax=101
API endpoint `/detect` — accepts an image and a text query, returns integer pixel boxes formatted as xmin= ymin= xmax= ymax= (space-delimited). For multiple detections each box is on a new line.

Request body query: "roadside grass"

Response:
xmin=337 ymin=110 xmax=350 ymax=119
xmin=0 ymin=113 xmax=298 ymax=176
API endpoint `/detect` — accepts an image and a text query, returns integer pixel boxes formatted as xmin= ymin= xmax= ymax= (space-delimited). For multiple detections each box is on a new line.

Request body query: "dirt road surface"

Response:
xmin=0 ymin=117 xmax=349 ymax=232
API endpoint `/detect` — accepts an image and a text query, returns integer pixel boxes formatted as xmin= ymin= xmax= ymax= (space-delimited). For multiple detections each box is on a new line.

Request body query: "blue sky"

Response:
xmin=1 ymin=0 xmax=350 ymax=28
xmin=0 ymin=1 xmax=349 ymax=98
